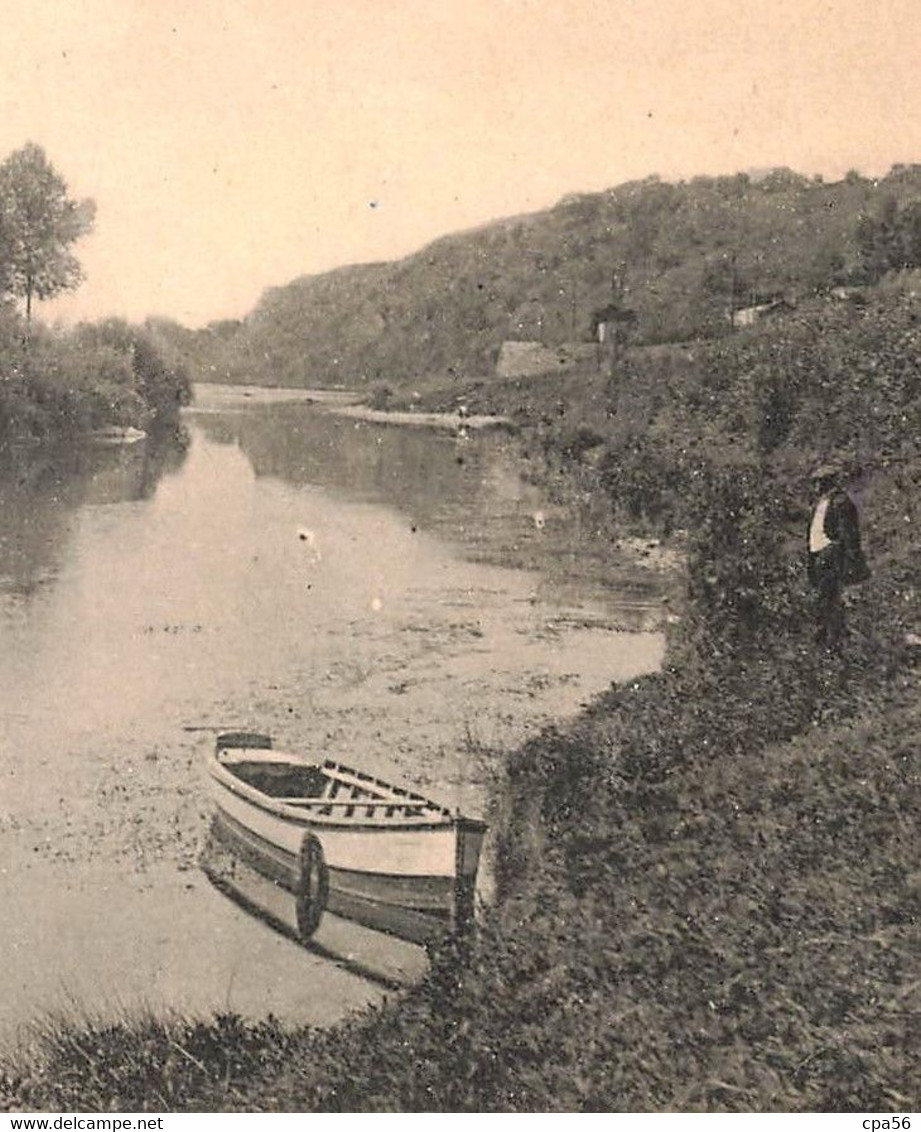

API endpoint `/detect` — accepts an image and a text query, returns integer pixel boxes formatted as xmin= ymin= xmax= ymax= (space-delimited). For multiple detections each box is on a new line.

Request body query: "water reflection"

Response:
xmin=0 ymin=433 xmax=189 ymax=600
xmin=195 ymin=402 xmax=497 ymax=518
xmin=190 ymin=394 xmax=664 ymax=616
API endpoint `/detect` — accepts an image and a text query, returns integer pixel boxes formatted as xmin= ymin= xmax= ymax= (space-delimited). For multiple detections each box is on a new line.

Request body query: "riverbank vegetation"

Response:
xmin=0 ymin=143 xmax=191 ymax=444
xmin=3 ymin=273 xmax=920 ymax=1108
xmin=0 ymin=315 xmax=193 ymax=442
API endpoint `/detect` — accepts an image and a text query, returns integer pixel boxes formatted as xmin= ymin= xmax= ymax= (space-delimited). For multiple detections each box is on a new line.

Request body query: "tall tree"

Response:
xmin=0 ymin=143 xmax=95 ymax=324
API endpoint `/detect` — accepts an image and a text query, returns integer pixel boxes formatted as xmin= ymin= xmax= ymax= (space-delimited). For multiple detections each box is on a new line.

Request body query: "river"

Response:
xmin=0 ymin=384 xmax=664 ymax=1045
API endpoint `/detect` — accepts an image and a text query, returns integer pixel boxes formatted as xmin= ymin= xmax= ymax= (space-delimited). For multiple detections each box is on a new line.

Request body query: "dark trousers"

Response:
xmin=809 ymin=551 xmax=846 ymax=648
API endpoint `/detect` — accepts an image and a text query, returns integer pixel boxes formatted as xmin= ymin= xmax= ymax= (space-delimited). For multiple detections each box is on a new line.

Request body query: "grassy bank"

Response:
xmin=3 ymin=296 xmax=920 ymax=1111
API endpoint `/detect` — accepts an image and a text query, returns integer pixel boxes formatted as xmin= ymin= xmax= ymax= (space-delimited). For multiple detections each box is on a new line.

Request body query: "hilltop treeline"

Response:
xmin=161 ymin=162 xmax=921 ymax=389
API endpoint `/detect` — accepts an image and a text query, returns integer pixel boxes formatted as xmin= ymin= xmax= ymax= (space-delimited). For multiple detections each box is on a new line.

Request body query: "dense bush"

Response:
xmin=73 ymin=319 xmax=193 ymax=431
xmin=0 ymin=316 xmax=192 ymax=442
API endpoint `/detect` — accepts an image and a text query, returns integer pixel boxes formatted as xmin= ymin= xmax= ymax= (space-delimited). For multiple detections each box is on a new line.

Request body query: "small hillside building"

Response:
xmin=591 ymin=304 xmax=637 ymax=345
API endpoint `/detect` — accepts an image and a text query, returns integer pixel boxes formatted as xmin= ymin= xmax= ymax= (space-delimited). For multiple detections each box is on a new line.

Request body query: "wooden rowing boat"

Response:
xmin=201 ymin=732 xmax=487 ymax=946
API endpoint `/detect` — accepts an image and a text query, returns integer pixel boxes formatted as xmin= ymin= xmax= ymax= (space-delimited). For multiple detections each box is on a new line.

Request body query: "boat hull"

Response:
xmin=204 ymin=767 xmax=485 ymax=945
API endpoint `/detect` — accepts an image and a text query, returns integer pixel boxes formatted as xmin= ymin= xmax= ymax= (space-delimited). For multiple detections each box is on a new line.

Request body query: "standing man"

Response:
xmin=807 ymin=463 xmax=870 ymax=648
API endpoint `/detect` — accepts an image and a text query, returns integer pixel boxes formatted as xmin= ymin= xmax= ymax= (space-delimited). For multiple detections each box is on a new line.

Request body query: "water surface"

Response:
xmin=0 ymin=385 xmax=664 ymax=1041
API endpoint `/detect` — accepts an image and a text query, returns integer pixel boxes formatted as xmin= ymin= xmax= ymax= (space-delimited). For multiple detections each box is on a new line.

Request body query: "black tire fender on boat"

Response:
xmin=295 ymin=834 xmax=329 ymax=940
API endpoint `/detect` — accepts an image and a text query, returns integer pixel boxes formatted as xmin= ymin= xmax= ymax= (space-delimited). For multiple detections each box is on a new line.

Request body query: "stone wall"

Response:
xmin=496 ymin=341 xmax=597 ymax=378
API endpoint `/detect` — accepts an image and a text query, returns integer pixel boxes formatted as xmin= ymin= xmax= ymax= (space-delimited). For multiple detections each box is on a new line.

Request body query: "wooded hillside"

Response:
xmin=164 ymin=163 xmax=921 ymax=389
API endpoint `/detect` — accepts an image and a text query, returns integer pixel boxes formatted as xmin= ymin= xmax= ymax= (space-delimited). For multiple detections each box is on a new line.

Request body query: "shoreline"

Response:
xmin=321 ymin=402 xmax=513 ymax=432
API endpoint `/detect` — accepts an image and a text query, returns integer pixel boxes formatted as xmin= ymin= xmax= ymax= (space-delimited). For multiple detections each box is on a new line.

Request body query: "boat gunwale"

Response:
xmin=216 ymin=743 xmax=449 ymax=807
xmin=208 ymin=750 xmax=487 ymax=834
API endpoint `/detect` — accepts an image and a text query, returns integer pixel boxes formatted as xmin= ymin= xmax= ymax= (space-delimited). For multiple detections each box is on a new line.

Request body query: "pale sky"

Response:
xmin=1 ymin=0 xmax=919 ymax=327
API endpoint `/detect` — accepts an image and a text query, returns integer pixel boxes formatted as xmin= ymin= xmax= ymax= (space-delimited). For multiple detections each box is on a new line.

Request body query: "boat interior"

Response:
xmin=227 ymin=759 xmax=330 ymax=799
xmin=216 ymin=743 xmax=453 ymax=821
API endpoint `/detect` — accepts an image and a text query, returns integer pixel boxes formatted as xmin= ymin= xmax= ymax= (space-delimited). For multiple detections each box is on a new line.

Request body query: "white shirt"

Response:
xmin=809 ymin=495 xmax=832 ymax=553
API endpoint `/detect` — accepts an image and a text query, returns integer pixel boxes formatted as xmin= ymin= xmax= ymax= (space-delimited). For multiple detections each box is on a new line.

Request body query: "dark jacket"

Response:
xmin=807 ymin=488 xmax=870 ymax=588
